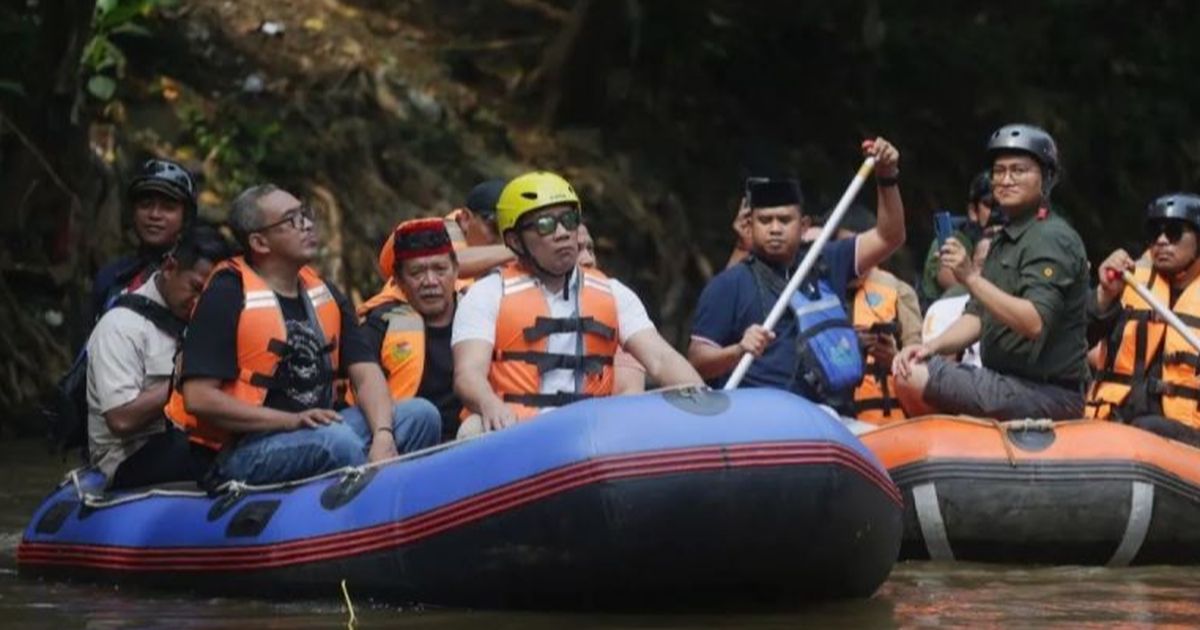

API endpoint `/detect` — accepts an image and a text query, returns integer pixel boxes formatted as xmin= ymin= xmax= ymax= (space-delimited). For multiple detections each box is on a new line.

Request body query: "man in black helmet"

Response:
xmin=894 ymin=124 xmax=1089 ymax=420
xmin=91 ymin=159 xmax=197 ymax=321
xmin=1084 ymin=193 xmax=1200 ymax=446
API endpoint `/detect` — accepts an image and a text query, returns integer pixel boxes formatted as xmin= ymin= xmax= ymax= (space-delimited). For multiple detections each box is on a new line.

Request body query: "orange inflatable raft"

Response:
xmin=861 ymin=416 xmax=1200 ymax=566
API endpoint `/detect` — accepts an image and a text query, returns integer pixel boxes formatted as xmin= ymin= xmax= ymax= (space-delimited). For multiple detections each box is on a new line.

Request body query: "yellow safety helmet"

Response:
xmin=495 ymin=171 xmax=581 ymax=235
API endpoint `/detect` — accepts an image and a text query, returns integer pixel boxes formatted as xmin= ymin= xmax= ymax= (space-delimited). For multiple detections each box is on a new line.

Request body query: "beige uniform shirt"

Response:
xmin=86 ymin=275 xmax=177 ymax=479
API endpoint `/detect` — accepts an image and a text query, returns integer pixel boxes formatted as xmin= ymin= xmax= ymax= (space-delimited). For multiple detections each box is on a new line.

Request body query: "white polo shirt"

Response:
xmin=452 ymin=267 xmax=655 ymax=402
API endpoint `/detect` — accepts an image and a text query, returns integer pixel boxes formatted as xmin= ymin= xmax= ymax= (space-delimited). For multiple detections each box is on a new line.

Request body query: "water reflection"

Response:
xmin=2 ymin=439 xmax=1199 ymax=628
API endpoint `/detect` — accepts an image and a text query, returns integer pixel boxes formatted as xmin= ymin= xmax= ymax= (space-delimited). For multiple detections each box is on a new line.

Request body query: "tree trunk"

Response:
xmin=0 ymin=0 xmax=104 ymax=434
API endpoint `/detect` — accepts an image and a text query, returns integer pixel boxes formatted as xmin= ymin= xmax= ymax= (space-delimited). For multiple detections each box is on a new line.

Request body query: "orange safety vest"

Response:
xmin=164 ymin=257 xmax=342 ymax=449
xmin=1085 ymin=263 xmax=1200 ymax=427
xmin=850 ymin=271 xmax=906 ymax=424
xmin=490 ymin=265 xmax=620 ymax=419
xmin=357 ymin=283 xmax=426 ymax=401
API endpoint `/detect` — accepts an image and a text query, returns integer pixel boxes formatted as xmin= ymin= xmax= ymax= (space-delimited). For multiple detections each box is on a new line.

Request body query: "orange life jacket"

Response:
xmin=1085 ymin=263 xmax=1200 ymax=427
xmin=850 ymin=271 xmax=906 ymax=424
xmin=164 ymin=257 xmax=342 ymax=449
xmin=357 ymin=283 xmax=426 ymax=402
xmin=490 ymin=265 xmax=620 ymax=419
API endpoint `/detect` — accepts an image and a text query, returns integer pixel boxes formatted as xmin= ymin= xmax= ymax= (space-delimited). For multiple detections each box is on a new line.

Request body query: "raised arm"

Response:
xmin=854 ymin=137 xmax=907 ymax=275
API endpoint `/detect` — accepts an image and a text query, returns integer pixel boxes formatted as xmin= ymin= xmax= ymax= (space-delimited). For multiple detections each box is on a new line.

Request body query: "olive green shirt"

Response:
xmin=964 ymin=210 xmax=1089 ymax=383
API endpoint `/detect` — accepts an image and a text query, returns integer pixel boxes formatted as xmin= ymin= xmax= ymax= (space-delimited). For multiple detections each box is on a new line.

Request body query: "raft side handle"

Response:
xmin=1108 ymin=481 xmax=1154 ymax=567
xmin=913 ymin=482 xmax=955 ymax=561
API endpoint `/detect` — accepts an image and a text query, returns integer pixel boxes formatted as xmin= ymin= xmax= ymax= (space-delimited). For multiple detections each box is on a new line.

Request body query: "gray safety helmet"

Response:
xmin=1147 ymin=193 xmax=1200 ymax=232
xmin=986 ymin=123 xmax=1059 ymax=194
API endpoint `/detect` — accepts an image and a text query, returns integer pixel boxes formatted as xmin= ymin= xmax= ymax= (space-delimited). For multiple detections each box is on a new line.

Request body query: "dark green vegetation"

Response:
xmin=1 ymin=0 xmax=1198 ymax=432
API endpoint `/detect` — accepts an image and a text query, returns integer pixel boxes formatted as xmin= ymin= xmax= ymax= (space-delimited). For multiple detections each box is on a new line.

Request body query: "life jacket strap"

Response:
xmin=503 ymin=391 xmax=594 ymax=408
xmin=855 ymin=397 xmax=900 ymax=413
xmin=522 ymin=316 xmax=616 ymax=342
xmin=500 ymin=350 xmax=613 ymax=375
xmin=1147 ymin=378 xmax=1200 ymax=401
xmin=795 ymin=316 xmax=854 ymax=342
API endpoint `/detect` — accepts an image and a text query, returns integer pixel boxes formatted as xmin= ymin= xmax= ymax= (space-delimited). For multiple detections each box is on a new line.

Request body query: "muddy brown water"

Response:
xmin=2 ymin=439 xmax=1199 ymax=628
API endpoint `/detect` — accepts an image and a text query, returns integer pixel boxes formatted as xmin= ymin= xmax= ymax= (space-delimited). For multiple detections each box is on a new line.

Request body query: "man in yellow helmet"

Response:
xmin=452 ymin=171 xmax=703 ymax=435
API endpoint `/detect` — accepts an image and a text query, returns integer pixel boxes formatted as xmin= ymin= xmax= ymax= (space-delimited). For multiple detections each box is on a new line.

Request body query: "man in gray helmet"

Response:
xmin=893 ymin=123 xmax=1089 ymax=420
xmin=1084 ymin=193 xmax=1200 ymax=446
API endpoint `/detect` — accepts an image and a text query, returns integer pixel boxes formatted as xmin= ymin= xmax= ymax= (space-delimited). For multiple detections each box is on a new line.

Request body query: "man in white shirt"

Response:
xmin=452 ymin=171 xmax=703 ymax=436
xmin=87 ymin=225 xmax=232 ymax=489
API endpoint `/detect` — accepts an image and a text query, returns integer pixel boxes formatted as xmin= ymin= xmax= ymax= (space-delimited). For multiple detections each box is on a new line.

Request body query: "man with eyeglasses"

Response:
xmin=1084 ymin=193 xmax=1200 ymax=447
xmin=452 ymin=171 xmax=703 ymax=436
xmin=92 ymin=158 xmax=196 ymax=322
xmin=687 ymin=138 xmax=906 ymax=417
xmin=894 ymin=124 xmax=1090 ymax=420
xmin=165 ymin=184 xmax=440 ymax=485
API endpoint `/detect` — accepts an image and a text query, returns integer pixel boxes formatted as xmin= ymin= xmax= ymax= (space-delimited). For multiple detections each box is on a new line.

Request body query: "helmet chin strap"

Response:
xmin=514 ymin=231 xmax=571 ymax=286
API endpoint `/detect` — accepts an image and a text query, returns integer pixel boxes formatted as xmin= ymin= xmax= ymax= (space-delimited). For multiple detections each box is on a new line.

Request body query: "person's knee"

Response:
xmin=320 ymin=425 xmax=368 ymax=468
xmin=895 ymin=363 xmax=934 ymax=415
xmin=894 ymin=364 xmax=929 ymax=401
xmin=394 ymin=398 xmax=440 ymax=433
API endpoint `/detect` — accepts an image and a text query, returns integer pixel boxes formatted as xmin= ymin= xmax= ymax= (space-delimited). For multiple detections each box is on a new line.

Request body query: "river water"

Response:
xmin=3 ymin=439 xmax=1199 ymax=628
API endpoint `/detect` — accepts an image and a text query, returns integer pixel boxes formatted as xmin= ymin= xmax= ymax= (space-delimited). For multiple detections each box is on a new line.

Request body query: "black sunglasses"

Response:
xmin=521 ymin=208 xmax=581 ymax=236
xmin=1146 ymin=219 xmax=1191 ymax=244
xmin=256 ymin=204 xmax=316 ymax=233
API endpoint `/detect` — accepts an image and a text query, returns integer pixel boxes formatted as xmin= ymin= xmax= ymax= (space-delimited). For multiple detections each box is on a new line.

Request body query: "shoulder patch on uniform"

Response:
xmin=388 ymin=340 xmax=413 ymax=362
xmin=866 ymin=291 xmax=883 ymax=307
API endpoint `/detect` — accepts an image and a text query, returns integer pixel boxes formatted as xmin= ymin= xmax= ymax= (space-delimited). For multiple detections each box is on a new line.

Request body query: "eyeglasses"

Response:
xmin=256 ymin=204 xmax=315 ymax=233
xmin=521 ymin=208 xmax=581 ymax=236
xmin=990 ymin=164 xmax=1037 ymax=182
xmin=1146 ymin=219 xmax=1191 ymax=244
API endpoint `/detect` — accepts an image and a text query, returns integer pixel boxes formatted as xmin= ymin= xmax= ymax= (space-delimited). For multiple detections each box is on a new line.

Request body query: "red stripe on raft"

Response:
xmin=18 ymin=441 xmax=898 ymax=572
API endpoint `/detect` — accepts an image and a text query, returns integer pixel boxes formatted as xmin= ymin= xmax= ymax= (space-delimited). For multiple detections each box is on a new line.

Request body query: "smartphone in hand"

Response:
xmin=934 ymin=211 xmax=955 ymax=247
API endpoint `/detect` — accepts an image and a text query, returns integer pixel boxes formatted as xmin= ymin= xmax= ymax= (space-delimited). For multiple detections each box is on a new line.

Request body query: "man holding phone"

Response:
xmin=688 ymin=138 xmax=907 ymax=415
xmin=918 ymin=172 xmax=996 ymax=309
xmin=893 ymin=124 xmax=1089 ymax=420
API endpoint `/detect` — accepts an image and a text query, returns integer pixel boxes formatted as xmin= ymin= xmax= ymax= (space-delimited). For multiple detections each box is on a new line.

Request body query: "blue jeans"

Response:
xmin=211 ymin=399 xmax=441 ymax=485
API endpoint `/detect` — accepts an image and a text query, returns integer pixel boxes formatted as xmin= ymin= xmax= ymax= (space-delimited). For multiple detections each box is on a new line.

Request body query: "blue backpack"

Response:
xmin=744 ymin=256 xmax=863 ymax=410
xmin=787 ymin=279 xmax=864 ymax=405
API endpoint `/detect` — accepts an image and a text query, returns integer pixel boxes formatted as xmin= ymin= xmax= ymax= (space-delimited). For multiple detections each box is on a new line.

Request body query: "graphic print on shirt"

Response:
xmin=280 ymin=319 xmax=328 ymax=408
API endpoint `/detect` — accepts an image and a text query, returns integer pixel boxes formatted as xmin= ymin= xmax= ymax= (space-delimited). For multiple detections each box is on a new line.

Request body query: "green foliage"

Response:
xmin=176 ymin=98 xmax=294 ymax=198
xmin=82 ymin=0 xmax=176 ymax=101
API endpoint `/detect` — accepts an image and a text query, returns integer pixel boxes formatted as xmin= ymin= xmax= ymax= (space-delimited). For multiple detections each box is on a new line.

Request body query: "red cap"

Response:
xmin=378 ymin=218 xmax=453 ymax=278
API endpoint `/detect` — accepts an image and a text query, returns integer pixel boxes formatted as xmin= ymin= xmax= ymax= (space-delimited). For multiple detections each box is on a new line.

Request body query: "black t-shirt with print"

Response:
xmin=180 ymin=269 xmax=375 ymax=412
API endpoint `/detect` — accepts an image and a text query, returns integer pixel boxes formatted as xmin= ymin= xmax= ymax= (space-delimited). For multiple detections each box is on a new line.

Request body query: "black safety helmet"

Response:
xmin=968 ymin=170 xmax=993 ymax=205
xmin=465 ymin=179 xmax=507 ymax=222
xmin=986 ymin=123 xmax=1059 ymax=194
xmin=128 ymin=158 xmax=197 ymax=220
xmin=1147 ymin=193 xmax=1200 ymax=232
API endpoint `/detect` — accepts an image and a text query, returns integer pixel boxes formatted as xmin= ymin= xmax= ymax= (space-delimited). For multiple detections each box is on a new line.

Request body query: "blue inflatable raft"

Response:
xmin=19 ymin=388 xmax=901 ymax=609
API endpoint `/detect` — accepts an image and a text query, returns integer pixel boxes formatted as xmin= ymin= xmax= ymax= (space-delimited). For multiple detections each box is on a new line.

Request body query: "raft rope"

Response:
xmin=64 ymin=431 xmax=473 ymax=509
xmin=870 ymin=414 xmax=1062 ymax=468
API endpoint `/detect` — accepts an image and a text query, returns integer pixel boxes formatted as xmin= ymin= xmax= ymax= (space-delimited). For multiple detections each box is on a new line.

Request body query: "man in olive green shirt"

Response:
xmin=893 ymin=124 xmax=1089 ymax=420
